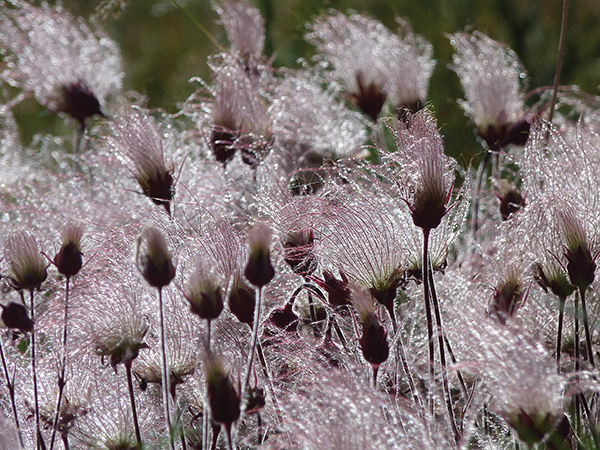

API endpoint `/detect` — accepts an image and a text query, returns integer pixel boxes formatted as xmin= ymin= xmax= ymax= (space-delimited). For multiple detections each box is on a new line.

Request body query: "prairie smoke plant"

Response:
xmin=110 ymin=107 xmax=175 ymax=216
xmin=448 ymin=31 xmax=531 ymax=150
xmin=0 ymin=0 xmax=122 ymax=130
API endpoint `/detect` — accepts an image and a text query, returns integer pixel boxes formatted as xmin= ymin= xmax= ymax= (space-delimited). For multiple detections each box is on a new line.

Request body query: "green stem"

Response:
xmin=580 ymin=287 xmax=595 ymax=370
xmin=157 ymin=288 xmax=175 ymax=450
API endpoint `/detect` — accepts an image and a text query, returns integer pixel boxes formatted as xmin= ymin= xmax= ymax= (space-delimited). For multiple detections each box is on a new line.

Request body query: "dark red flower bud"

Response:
xmin=359 ymin=313 xmax=389 ymax=367
xmin=310 ymin=270 xmax=351 ymax=308
xmin=204 ymin=357 xmax=240 ymax=430
xmin=54 ymin=222 xmax=84 ymax=278
xmin=228 ymin=279 xmax=256 ymax=326
xmin=1 ymin=302 xmax=34 ymax=333
xmin=244 ymin=225 xmax=275 ymax=288
xmin=136 ymin=225 xmax=176 ymax=289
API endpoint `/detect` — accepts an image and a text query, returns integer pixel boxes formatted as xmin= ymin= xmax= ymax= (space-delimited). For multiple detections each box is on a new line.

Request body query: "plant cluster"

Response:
xmin=1 ymin=0 xmax=599 ymax=449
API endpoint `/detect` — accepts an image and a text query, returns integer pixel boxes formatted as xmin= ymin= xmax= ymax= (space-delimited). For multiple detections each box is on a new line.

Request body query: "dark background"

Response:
xmin=11 ymin=0 xmax=600 ymax=166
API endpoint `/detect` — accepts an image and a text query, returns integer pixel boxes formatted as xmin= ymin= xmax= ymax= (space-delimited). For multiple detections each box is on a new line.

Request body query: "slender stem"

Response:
xmin=580 ymin=287 xmax=595 ymax=369
xmin=224 ymin=424 xmax=234 ymax=450
xmin=30 ymin=289 xmax=43 ymax=450
xmin=244 ymin=287 xmax=262 ymax=393
xmin=422 ymin=229 xmax=435 ymax=416
xmin=575 ymin=292 xmax=581 ymax=431
xmin=50 ymin=277 xmax=71 ymax=450
xmin=548 ymin=0 xmax=570 ymax=125
xmin=0 ymin=334 xmax=24 ymax=449
xmin=157 ymin=288 xmax=175 ymax=450
xmin=203 ymin=319 xmax=211 ymax=450
xmin=60 ymin=434 xmax=70 ymax=450
xmin=444 ymin=336 xmax=468 ymax=402
xmin=428 ymin=258 xmax=460 ymax=444
xmin=125 ymin=362 xmax=143 ymax=450
xmin=397 ymin=336 xmax=422 ymax=410
xmin=557 ymin=295 xmax=566 ymax=373
xmin=372 ymin=365 xmax=379 ymax=389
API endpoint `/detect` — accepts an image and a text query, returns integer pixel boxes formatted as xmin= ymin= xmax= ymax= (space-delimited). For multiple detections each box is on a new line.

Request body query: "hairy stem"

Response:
xmin=50 ymin=277 xmax=71 ymax=450
xmin=125 ymin=361 xmax=143 ymax=450
xmin=157 ymin=288 xmax=175 ymax=450
xmin=0 ymin=334 xmax=24 ymax=449
xmin=244 ymin=286 xmax=263 ymax=393
xmin=428 ymin=257 xmax=460 ymax=443
xmin=202 ymin=319 xmax=212 ymax=450
xmin=422 ymin=229 xmax=435 ymax=416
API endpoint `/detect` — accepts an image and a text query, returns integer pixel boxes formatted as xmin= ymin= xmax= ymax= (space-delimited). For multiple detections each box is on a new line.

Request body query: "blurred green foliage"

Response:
xmin=13 ymin=0 xmax=600 ymax=166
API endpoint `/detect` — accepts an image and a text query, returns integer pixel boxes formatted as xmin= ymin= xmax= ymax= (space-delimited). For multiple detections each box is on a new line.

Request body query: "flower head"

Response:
xmin=244 ymin=223 xmax=275 ymax=288
xmin=54 ymin=221 xmax=84 ymax=278
xmin=0 ymin=0 xmax=122 ymax=129
xmin=351 ymin=285 xmax=389 ymax=369
xmin=135 ymin=225 xmax=176 ymax=289
xmin=0 ymin=301 xmax=33 ymax=333
xmin=184 ymin=261 xmax=224 ymax=321
xmin=203 ymin=353 xmax=241 ymax=432
xmin=384 ymin=109 xmax=455 ymax=231
xmin=448 ymin=31 xmax=530 ymax=150
xmin=110 ymin=107 xmax=175 ymax=215
xmin=4 ymin=230 xmax=47 ymax=292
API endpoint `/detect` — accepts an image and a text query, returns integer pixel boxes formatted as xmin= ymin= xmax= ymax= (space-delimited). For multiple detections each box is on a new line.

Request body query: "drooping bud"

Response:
xmin=204 ymin=354 xmax=240 ymax=432
xmin=282 ymin=230 xmax=317 ymax=277
xmin=534 ymin=263 xmax=575 ymax=299
xmin=135 ymin=225 xmax=176 ymax=289
xmin=495 ymin=179 xmax=525 ymax=221
xmin=95 ymin=325 xmax=149 ymax=373
xmin=352 ymin=286 xmax=389 ymax=368
xmin=244 ymin=224 xmax=275 ymax=288
xmin=228 ymin=277 xmax=256 ymax=326
xmin=0 ymin=302 xmax=34 ymax=333
xmin=184 ymin=265 xmax=224 ymax=321
xmin=4 ymin=231 xmax=48 ymax=292
xmin=350 ymin=73 xmax=387 ymax=122
xmin=54 ymin=222 xmax=84 ymax=278
xmin=369 ymin=268 xmax=403 ymax=329
xmin=267 ymin=299 xmax=298 ymax=332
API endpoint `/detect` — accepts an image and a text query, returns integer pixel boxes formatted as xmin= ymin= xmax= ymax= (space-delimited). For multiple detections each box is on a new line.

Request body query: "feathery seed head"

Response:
xmin=448 ymin=31 xmax=529 ymax=150
xmin=54 ymin=221 xmax=84 ymax=278
xmin=184 ymin=262 xmax=224 ymax=321
xmin=110 ymin=107 xmax=175 ymax=215
xmin=385 ymin=109 xmax=455 ymax=231
xmin=244 ymin=223 xmax=275 ymax=288
xmin=213 ymin=0 xmax=265 ymax=62
xmin=558 ymin=208 xmax=596 ymax=291
xmin=135 ymin=225 xmax=176 ymax=289
xmin=203 ymin=353 xmax=241 ymax=431
xmin=4 ymin=230 xmax=47 ymax=292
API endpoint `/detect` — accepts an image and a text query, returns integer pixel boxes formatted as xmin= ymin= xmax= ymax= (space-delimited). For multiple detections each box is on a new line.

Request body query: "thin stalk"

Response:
xmin=422 ymin=229 xmax=435 ymax=416
xmin=444 ymin=336 xmax=468 ymax=402
xmin=50 ymin=277 xmax=71 ymax=450
xmin=372 ymin=365 xmax=379 ymax=389
xmin=157 ymin=288 xmax=175 ymax=450
xmin=397 ymin=336 xmax=422 ymax=410
xmin=0 ymin=335 xmax=24 ymax=449
xmin=557 ymin=295 xmax=566 ymax=373
xmin=202 ymin=319 xmax=212 ymax=450
xmin=575 ymin=292 xmax=581 ymax=431
xmin=30 ymin=289 xmax=44 ymax=450
xmin=244 ymin=287 xmax=262 ymax=393
xmin=60 ymin=434 xmax=70 ymax=450
xmin=548 ymin=0 xmax=570 ymax=125
xmin=428 ymin=258 xmax=460 ymax=444
xmin=125 ymin=362 xmax=143 ymax=450
xmin=224 ymin=424 xmax=234 ymax=450
xmin=579 ymin=287 xmax=595 ymax=369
